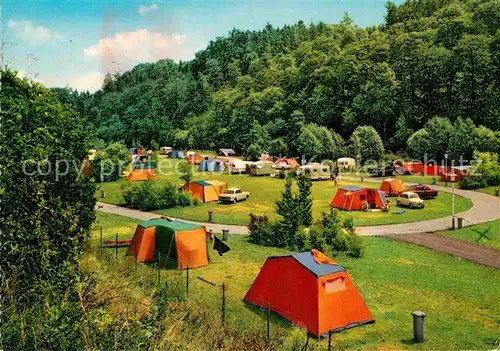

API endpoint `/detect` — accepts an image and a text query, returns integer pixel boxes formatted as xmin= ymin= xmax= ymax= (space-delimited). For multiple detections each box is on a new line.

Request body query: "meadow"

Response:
xmin=439 ymin=219 xmax=500 ymax=249
xmin=96 ymin=158 xmax=473 ymax=226
xmin=89 ymin=212 xmax=500 ymax=350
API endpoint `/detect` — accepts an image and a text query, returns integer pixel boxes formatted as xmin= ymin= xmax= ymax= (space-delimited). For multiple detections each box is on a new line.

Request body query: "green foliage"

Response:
xmin=275 ymin=175 xmax=301 ymax=249
xmin=349 ymin=126 xmax=384 ymax=163
xmin=0 ymin=70 xmax=96 ymax=295
xmin=91 ymin=142 xmax=129 ymax=182
xmin=178 ymin=160 xmax=194 ymax=184
xmin=122 ymin=181 xmax=192 ymax=211
xmin=297 ymin=174 xmax=313 ymax=227
xmin=449 ymin=117 xmax=476 ymax=160
xmin=407 ymin=129 xmax=431 ymax=160
xmin=308 ymin=226 xmax=327 ymax=252
xmin=469 ymin=151 xmax=500 ymax=187
xmin=248 ymin=214 xmax=286 ymax=247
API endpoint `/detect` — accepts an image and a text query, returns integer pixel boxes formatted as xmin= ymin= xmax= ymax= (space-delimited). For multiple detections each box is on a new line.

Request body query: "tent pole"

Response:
xmin=328 ymin=331 xmax=331 ymax=351
xmin=222 ymin=282 xmax=226 ymax=325
xmin=115 ymin=232 xmax=118 ymax=260
xmin=186 ymin=266 xmax=189 ymax=296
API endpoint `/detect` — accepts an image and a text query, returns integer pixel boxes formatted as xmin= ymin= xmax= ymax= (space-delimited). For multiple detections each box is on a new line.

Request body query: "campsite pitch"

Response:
xmin=91 ymin=212 xmax=499 ymax=350
xmin=95 ymin=159 xmax=472 ymax=226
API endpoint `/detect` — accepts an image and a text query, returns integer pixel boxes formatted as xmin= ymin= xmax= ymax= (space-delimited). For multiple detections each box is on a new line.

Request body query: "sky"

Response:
xmin=2 ymin=0 xmax=403 ymax=92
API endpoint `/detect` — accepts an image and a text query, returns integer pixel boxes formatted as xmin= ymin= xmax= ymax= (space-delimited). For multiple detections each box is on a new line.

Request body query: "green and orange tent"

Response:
xmin=129 ymin=219 xmax=208 ymax=269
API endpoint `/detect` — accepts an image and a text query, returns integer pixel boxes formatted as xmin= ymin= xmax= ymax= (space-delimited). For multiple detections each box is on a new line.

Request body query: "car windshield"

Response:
xmin=409 ymin=194 xmax=419 ymax=199
xmin=226 ymin=190 xmax=235 ymax=194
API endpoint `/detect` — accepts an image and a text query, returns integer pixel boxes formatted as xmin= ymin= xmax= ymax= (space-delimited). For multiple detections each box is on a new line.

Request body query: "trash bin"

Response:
xmin=495 ymin=189 xmax=500 ymax=197
xmin=457 ymin=217 xmax=464 ymax=229
xmin=222 ymin=229 xmax=229 ymax=241
xmin=101 ymin=190 xmax=106 ymax=198
xmin=432 ymin=177 xmax=436 ymax=185
xmin=412 ymin=311 xmax=426 ymax=343
xmin=208 ymin=211 xmax=214 ymax=223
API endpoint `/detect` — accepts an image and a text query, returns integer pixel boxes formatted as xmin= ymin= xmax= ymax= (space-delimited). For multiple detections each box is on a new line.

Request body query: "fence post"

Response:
xmin=267 ymin=303 xmax=271 ymax=343
xmin=115 ymin=233 xmax=118 ymax=260
xmin=135 ymin=241 xmax=138 ymax=273
xmin=157 ymin=252 xmax=160 ymax=286
xmin=328 ymin=331 xmax=331 ymax=351
xmin=186 ymin=266 xmax=189 ymax=296
xmin=222 ymin=282 xmax=226 ymax=325
xmin=100 ymin=226 xmax=103 ymax=250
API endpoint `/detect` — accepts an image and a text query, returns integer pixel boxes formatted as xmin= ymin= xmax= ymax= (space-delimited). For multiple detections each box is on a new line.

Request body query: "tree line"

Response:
xmin=56 ymin=0 xmax=499 ymax=162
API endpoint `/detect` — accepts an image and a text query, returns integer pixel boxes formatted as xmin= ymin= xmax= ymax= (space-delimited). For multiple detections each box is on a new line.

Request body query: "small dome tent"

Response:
xmin=379 ymin=178 xmax=406 ymax=196
xmin=330 ymin=186 xmax=386 ymax=211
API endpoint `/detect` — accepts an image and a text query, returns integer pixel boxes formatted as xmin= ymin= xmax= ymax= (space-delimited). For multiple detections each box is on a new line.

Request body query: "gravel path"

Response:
xmin=384 ymin=232 xmax=500 ymax=269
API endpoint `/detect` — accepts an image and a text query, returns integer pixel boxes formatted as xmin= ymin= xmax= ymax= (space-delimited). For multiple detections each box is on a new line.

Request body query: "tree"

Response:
xmin=474 ymin=126 xmax=500 ymax=154
xmin=448 ymin=117 xmax=476 ymax=161
xmin=275 ymin=175 xmax=301 ymax=249
xmin=349 ymin=126 xmax=384 ymax=163
xmin=0 ymin=70 xmax=96 ymax=294
xmin=297 ymin=174 xmax=313 ymax=227
xmin=179 ymin=160 xmax=194 ymax=184
xmin=91 ymin=142 xmax=129 ymax=182
xmin=424 ymin=117 xmax=453 ymax=161
xmin=407 ymin=129 xmax=431 ymax=160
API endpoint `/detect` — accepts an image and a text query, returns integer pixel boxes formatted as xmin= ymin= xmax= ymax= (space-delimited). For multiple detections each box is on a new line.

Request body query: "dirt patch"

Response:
xmin=382 ymin=232 xmax=500 ymax=269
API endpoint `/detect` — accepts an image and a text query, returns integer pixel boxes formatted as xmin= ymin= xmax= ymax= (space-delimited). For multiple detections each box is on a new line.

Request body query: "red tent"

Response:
xmin=244 ymin=250 xmax=374 ymax=337
xmin=330 ymin=186 xmax=386 ymax=211
xmin=275 ymin=158 xmax=300 ymax=169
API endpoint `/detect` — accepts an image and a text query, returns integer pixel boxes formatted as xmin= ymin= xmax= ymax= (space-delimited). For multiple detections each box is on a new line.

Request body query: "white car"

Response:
xmin=397 ymin=191 xmax=425 ymax=209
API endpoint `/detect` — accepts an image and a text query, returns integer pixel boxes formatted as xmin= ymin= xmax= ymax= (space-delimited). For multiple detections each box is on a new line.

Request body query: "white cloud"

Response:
xmin=7 ymin=19 xmax=62 ymax=44
xmin=138 ymin=4 xmax=159 ymax=16
xmin=83 ymin=29 xmax=187 ymax=71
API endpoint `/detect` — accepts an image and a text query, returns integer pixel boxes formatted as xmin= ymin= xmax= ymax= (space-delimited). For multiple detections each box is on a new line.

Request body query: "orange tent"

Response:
xmin=379 ymin=178 xmax=406 ymax=196
xmin=182 ymin=180 xmax=219 ymax=203
xmin=188 ymin=155 xmax=205 ymax=165
xmin=127 ymin=168 xmax=156 ymax=181
xmin=330 ymin=186 xmax=386 ymax=211
xmin=129 ymin=219 xmax=208 ymax=269
xmin=275 ymin=158 xmax=300 ymax=169
xmin=205 ymin=180 xmax=227 ymax=195
xmin=244 ymin=250 xmax=374 ymax=337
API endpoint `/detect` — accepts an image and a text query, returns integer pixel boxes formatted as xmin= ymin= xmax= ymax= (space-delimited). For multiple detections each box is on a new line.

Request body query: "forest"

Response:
xmin=55 ymin=0 xmax=500 ymax=161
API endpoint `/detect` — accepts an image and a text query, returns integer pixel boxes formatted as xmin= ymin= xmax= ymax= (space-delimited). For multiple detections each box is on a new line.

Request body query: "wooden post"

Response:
xmin=157 ymin=252 xmax=160 ymax=286
xmin=222 ymin=282 xmax=226 ymax=325
xmin=186 ymin=266 xmax=189 ymax=296
xmin=304 ymin=332 xmax=309 ymax=351
xmin=100 ymin=226 xmax=103 ymax=250
xmin=267 ymin=303 xmax=271 ymax=343
xmin=135 ymin=241 xmax=138 ymax=273
xmin=328 ymin=331 xmax=331 ymax=351
xmin=115 ymin=233 xmax=118 ymax=259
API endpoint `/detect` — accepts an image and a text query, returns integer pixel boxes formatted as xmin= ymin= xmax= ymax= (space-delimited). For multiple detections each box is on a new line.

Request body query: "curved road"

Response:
xmin=96 ymin=177 xmax=499 ymax=236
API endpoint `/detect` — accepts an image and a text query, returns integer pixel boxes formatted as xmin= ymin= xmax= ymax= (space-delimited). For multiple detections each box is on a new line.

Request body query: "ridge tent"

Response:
xmin=188 ymin=154 xmax=205 ymax=165
xmin=129 ymin=219 xmax=208 ymax=269
xmin=169 ymin=150 xmax=185 ymax=159
xmin=275 ymin=158 xmax=300 ymax=169
xmin=379 ymin=178 xmax=406 ymax=196
xmin=205 ymin=180 xmax=227 ymax=195
xmin=199 ymin=159 xmax=224 ymax=172
xmin=330 ymin=186 xmax=386 ymax=211
xmin=182 ymin=180 xmax=219 ymax=203
xmin=244 ymin=250 xmax=374 ymax=337
xmin=127 ymin=167 xmax=156 ymax=181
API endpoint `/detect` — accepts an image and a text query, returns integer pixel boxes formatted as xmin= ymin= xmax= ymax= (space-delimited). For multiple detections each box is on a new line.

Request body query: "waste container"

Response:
xmin=101 ymin=190 xmax=106 ymax=198
xmin=222 ymin=229 xmax=230 ymax=241
xmin=457 ymin=217 xmax=464 ymax=229
xmin=495 ymin=189 xmax=500 ymax=197
xmin=208 ymin=211 xmax=214 ymax=223
xmin=432 ymin=177 xmax=436 ymax=185
xmin=412 ymin=311 xmax=426 ymax=342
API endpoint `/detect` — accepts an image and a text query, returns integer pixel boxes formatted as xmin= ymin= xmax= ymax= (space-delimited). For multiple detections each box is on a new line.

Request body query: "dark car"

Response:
xmin=369 ymin=166 xmax=395 ymax=177
xmin=408 ymin=184 xmax=438 ymax=199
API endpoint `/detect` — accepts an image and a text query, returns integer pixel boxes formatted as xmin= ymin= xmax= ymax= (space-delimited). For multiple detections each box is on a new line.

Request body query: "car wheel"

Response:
xmin=409 ymin=203 xmax=414 ymax=209
xmin=246 ymin=195 xmax=249 ymax=201
xmin=397 ymin=201 xmax=401 ymax=206
xmin=233 ymin=199 xmax=237 ymax=204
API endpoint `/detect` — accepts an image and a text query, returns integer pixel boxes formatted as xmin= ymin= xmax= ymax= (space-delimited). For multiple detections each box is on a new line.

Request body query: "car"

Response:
xmin=397 ymin=191 xmax=425 ymax=209
xmin=218 ymin=187 xmax=250 ymax=204
xmin=369 ymin=166 xmax=395 ymax=177
xmin=408 ymin=184 xmax=438 ymax=199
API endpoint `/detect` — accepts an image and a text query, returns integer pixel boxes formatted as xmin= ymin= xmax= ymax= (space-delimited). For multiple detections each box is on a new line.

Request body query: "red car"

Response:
xmin=408 ymin=184 xmax=438 ymax=199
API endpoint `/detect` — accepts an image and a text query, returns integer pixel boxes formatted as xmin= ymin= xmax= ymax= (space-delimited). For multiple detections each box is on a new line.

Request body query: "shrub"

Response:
xmin=346 ymin=231 xmax=364 ymax=258
xmin=459 ymin=175 xmax=487 ymax=189
xmin=248 ymin=214 xmax=285 ymax=247
xmin=122 ymin=181 xmax=192 ymax=211
xmin=91 ymin=142 xmax=129 ymax=182
xmin=308 ymin=226 xmax=327 ymax=252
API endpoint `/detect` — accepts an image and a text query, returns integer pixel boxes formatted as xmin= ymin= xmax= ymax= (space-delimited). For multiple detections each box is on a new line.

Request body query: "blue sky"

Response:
xmin=3 ymin=0 xmax=402 ymax=91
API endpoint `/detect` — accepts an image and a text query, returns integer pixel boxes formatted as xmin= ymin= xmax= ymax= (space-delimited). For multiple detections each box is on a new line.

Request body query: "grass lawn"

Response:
xmin=475 ymin=186 xmax=499 ymax=197
xmin=95 ymin=159 xmax=473 ymax=226
xmin=439 ymin=219 xmax=500 ymax=249
xmin=89 ymin=212 xmax=500 ymax=350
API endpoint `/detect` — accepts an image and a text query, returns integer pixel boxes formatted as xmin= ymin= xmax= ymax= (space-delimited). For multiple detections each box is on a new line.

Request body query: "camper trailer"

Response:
xmin=297 ymin=164 xmax=330 ymax=180
xmin=227 ymin=159 xmax=248 ymax=174
xmin=337 ymin=157 xmax=356 ymax=172
xmin=248 ymin=161 xmax=276 ymax=176
xmin=159 ymin=146 xmax=172 ymax=155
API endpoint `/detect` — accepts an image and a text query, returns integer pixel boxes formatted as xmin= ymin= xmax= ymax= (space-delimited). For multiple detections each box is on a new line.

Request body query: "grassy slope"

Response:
xmin=90 ymin=212 xmax=500 ymax=350
xmin=439 ymin=220 xmax=500 ymax=249
xmin=96 ymin=159 xmax=472 ymax=226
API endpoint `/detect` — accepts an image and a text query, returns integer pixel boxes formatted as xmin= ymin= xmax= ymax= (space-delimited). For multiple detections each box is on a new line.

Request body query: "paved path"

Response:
xmin=97 ymin=177 xmax=499 ymax=236
xmin=385 ymin=232 xmax=500 ymax=269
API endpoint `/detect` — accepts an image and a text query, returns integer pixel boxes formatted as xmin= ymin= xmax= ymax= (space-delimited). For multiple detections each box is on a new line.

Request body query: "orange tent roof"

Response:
xmin=182 ymin=180 xmax=219 ymax=203
xmin=127 ymin=168 xmax=156 ymax=181
xmin=275 ymin=158 xmax=300 ymax=168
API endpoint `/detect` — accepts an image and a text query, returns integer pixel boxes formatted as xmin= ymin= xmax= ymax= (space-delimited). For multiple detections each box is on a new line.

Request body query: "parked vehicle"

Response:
xmin=218 ymin=188 xmax=250 ymax=204
xmin=369 ymin=165 xmax=395 ymax=177
xmin=337 ymin=157 xmax=356 ymax=172
xmin=397 ymin=191 xmax=425 ymax=209
xmin=159 ymin=146 xmax=172 ymax=155
xmin=297 ymin=164 xmax=330 ymax=180
xmin=408 ymin=184 xmax=438 ymax=199
xmin=227 ymin=159 xmax=249 ymax=174
xmin=248 ymin=161 xmax=276 ymax=176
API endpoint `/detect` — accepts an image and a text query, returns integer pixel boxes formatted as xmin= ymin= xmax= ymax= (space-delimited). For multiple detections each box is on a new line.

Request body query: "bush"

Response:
xmin=346 ymin=231 xmax=364 ymax=258
xmin=91 ymin=142 xmax=129 ymax=182
xmin=459 ymin=175 xmax=487 ymax=189
xmin=248 ymin=214 xmax=285 ymax=247
xmin=308 ymin=226 xmax=327 ymax=252
xmin=122 ymin=181 xmax=193 ymax=211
